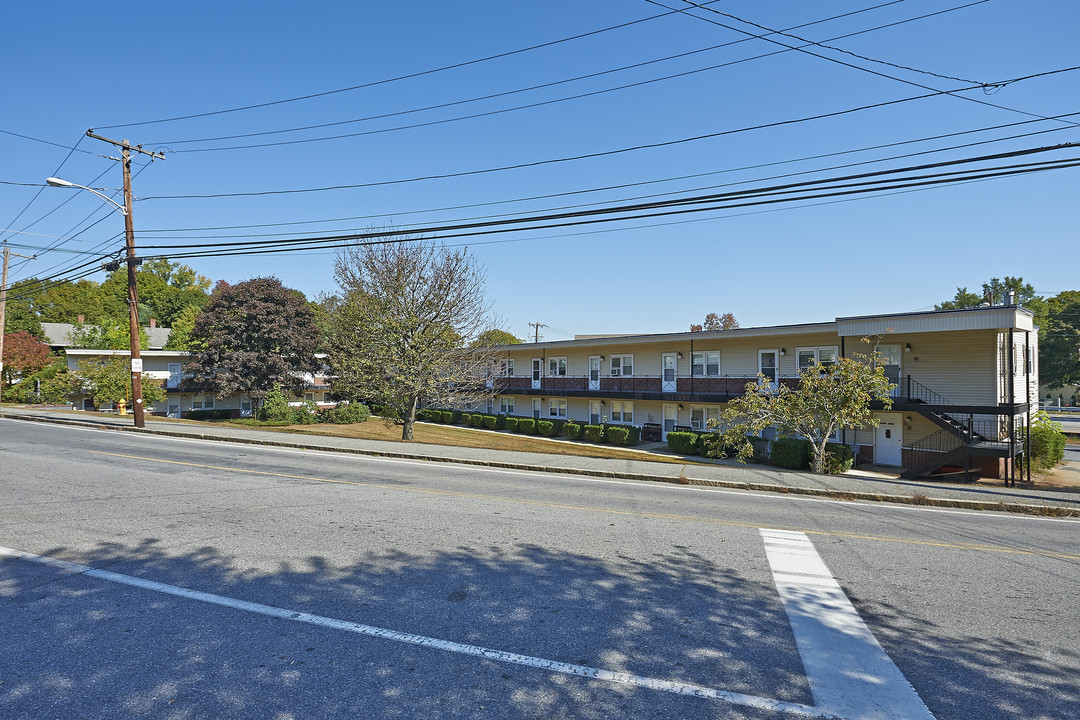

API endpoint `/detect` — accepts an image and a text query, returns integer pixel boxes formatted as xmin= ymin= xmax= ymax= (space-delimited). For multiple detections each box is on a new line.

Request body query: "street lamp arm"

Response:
xmin=45 ymin=177 xmax=128 ymax=215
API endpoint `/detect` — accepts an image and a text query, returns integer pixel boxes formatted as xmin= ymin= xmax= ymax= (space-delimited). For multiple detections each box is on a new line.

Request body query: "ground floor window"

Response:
xmin=548 ymin=398 xmax=567 ymax=417
xmin=610 ymin=400 xmax=633 ymax=423
xmin=192 ymin=393 xmax=215 ymax=410
xmin=304 ymin=392 xmax=315 ymax=403
xmin=690 ymin=405 xmax=720 ymax=430
xmin=500 ymin=396 xmax=515 ymax=414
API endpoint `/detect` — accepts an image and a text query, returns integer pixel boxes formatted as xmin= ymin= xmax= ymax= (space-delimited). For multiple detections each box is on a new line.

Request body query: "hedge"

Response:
xmin=1025 ymin=412 xmax=1066 ymax=471
xmin=459 ymin=413 xmax=472 ymax=427
xmin=824 ymin=443 xmax=855 ymax=474
xmin=518 ymin=418 xmax=537 ymax=435
xmin=185 ymin=409 xmax=232 ymax=421
xmin=583 ymin=424 xmax=605 ymax=443
xmin=565 ymin=422 xmax=583 ymax=440
xmin=667 ymin=431 xmax=698 ymax=455
xmin=537 ymin=420 xmax=555 ymax=436
xmin=505 ymin=417 xmax=520 ymax=432
xmin=607 ymin=425 xmax=640 ymax=446
xmin=484 ymin=415 xmax=499 ymax=430
xmin=771 ymin=438 xmax=813 ymax=469
xmin=318 ymin=402 xmax=371 ymax=424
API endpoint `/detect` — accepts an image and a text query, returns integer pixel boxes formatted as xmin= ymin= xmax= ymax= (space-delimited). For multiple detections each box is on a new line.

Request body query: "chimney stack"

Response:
xmin=150 ymin=318 xmax=156 ymax=328
xmin=77 ymin=314 xmax=85 ymax=324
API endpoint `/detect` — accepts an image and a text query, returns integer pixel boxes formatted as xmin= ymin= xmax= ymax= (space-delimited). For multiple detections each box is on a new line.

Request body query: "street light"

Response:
xmin=46 ymin=173 xmax=145 ymax=427
xmin=45 ymin=177 xmax=128 ymax=215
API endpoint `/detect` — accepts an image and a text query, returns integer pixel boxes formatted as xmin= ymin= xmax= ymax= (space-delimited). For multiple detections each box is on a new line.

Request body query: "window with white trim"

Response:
xmin=797 ymin=346 xmax=838 ymax=373
xmin=487 ymin=397 xmax=494 ymax=414
xmin=499 ymin=358 xmax=515 ymax=376
xmin=192 ymin=393 xmax=215 ymax=410
xmin=500 ymin=397 xmax=515 ymax=414
xmin=691 ymin=351 xmax=720 ymax=377
xmin=609 ymin=400 xmax=633 ymax=423
xmin=610 ymin=355 xmax=633 ymax=377
xmin=548 ymin=398 xmax=567 ymax=417
xmin=690 ymin=405 xmax=720 ymax=430
xmin=304 ymin=392 xmax=315 ymax=403
xmin=548 ymin=357 xmax=567 ymax=376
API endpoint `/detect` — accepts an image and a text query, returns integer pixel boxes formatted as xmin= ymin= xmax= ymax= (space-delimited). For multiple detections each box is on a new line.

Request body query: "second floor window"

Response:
xmin=548 ymin=357 xmax=567 ymax=376
xmin=798 ymin=347 xmax=838 ymax=373
xmin=610 ymin=355 xmax=633 ymax=377
xmin=692 ymin=351 xmax=720 ymax=377
xmin=500 ymin=358 xmax=514 ymax=376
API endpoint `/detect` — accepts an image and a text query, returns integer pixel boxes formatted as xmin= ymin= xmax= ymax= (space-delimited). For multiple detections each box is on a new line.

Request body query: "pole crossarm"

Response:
xmin=86 ymin=130 xmax=166 ymax=160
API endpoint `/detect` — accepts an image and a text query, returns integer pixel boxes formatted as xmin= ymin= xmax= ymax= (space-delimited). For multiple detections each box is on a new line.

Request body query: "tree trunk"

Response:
xmin=811 ymin=439 xmax=828 ymax=474
xmin=401 ymin=396 xmax=418 ymax=441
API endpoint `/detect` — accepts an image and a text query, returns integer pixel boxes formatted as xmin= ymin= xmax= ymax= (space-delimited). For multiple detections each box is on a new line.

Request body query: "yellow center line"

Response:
xmin=91 ymin=450 xmax=1080 ymax=561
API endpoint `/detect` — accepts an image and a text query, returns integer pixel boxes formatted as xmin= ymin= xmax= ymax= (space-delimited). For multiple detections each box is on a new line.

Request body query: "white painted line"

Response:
xmin=761 ymin=529 xmax=937 ymax=720
xmin=0 ymin=544 xmax=829 ymax=718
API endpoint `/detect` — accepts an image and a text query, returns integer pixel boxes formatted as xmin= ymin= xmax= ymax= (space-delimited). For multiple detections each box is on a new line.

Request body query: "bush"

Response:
xmin=824 ymin=443 xmax=855 ymax=474
xmin=185 ymin=409 xmax=232 ymax=421
xmin=257 ymin=387 xmax=290 ymax=422
xmin=484 ymin=415 xmax=498 ymax=430
xmin=565 ymin=422 xmax=583 ymax=440
xmin=538 ymin=420 xmax=555 ymax=436
xmin=607 ymin=425 xmax=640 ymax=446
xmin=518 ymin=418 xmax=537 ymax=435
xmin=441 ymin=410 xmax=455 ymax=424
xmin=771 ymin=438 xmax=813 ymax=469
xmin=583 ymin=424 xmax=605 ymax=443
xmin=319 ymin=402 xmax=371 ymax=424
xmin=459 ymin=413 xmax=472 ymax=427
xmin=289 ymin=402 xmax=318 ymax=425
xmin=1026 ymin=411 xmax=1066 ymax=471
xmin=667 ymin=431 xmax=698 ymax=455
xmin=748 ymin=436 xmax=771 ymax=462
xmin=505 ymin=417 xmax=519 ymax=432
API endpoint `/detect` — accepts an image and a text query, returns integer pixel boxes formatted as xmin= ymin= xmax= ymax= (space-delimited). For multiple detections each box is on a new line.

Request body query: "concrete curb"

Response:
xmin=4 ymin=411 xmax=1076 ymax=518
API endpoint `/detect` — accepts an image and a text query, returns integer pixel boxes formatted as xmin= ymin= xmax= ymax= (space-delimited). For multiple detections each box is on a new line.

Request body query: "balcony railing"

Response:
xmin=490 ymin=374 xmax=798 ymax=397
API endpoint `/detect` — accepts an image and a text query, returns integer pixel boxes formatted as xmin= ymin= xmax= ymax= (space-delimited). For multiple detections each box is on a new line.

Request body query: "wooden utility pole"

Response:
xmin=0 ymin=246 xmax=36 ymax=380
xmin=86 ymin=130 xmax=164 ymax=428
xmin=529 ymin=322 xmax=547 ymax=343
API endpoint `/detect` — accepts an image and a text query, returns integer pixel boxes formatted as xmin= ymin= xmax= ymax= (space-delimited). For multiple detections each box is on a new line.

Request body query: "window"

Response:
xmin=691 ymin=351 xmax=720 ymax=377
xmin=487 ymin=397 xmax=494 ymax=414
xmin=500 ymin=358 xmax=514 ymax=376
xmin=610 ymin=355 xmax=633 ymax=377
xmin=690 ymin=405 xmax=720 ymax=430
xmin=548 ymin=357 xmax=567 ymax=376
xmin=609 ymin=400 xmax=633 ymax=423
xmin=304 ymin=392 xmax=315 ymax=403
xmin=797 ymin=346 xmax=838 ymax=373
xmin=500 ymin=397 xmax=515 ymax=414
xmin=192 ymin=393 xmax=215 ymax=410
xmin=548 ymin=398 xmax=567 ymax=417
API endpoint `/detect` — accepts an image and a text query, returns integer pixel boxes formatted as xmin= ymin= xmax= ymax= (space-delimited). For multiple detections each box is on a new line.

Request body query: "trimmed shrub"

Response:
xmin=667 ymin=431 xmax=698 ymax=455
xmin=771 ymin=438 xmax=813 ymax=469
xmin=583 ymin=424 xmax=605 ymax=443
xmin=748 ymin=436 xmax=771 ymax=462
xmin=505 ymin=417 xmax=520 ymax=432
xmin=186 ymin=409 xmax=232 ymax=421
xmin=565 ymin=421 xmax=583 ymax=440
xmin=606 ymin=425 xmax=640 ymax=446
xmin=441 ymin=410 xmax=455 ymax=424
xmin=451 ymin=410 xmax=463 ymax=424
xmin=319 ymin=402 xmax=370 ymax=424
xmin=257 ymin=387 xmax=290 ymax=422
xmin=484 ymin=415 xmax=498 ymax=430
xmin=518 ymin=418 xmax=537 ymax=435
xmin=459 ymin=413 xmax=472 ymax=427
xmin=538 ymin=420 xmax=555 ymax=436
xmin=824 ymin=443 xmax=855 ymax=474
xmin=495 ymin=414 xmax=508 ymax=430
xmin=472 ymin=414 xmax=487 ymax=428
xmin=1026 ymin=412 xmax=1066 ymax=471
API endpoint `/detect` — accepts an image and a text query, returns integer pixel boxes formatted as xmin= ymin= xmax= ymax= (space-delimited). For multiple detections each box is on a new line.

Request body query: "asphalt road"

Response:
xmin=2 ymin=419 xmax=1078 ymax=720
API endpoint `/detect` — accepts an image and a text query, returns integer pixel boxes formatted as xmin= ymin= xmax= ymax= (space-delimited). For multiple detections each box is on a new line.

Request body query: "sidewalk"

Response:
xmin=4 ymin=405 xmax=1078 ymax=517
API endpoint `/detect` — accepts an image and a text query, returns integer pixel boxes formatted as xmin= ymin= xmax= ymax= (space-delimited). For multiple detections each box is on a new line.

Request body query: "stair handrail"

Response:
xmin=903 ymin=375 xmax=951 ymax=405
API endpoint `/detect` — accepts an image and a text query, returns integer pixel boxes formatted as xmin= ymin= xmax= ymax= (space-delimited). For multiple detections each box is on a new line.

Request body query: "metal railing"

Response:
xmin=490 ymin=374 xmax=802 ymax=397
xmin=901 ymin=376 xmax=950 ymax=405
xmin=902 ymin=428 xmax=963 ymax=471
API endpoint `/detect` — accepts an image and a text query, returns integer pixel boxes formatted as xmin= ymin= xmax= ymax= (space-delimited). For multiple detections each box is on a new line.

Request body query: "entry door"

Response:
xmin=167 ymin=401 xmax=181 ymax=419
xmin=167 ymin=362 xmax=182 ymax=389
xmin=878 ymin=345 xmax=902 ymax=398
xmin=532 ymin=398 xmax=541 ymax=419
xmin=589 ymin=400 xmax=601 ymax=426
xmin=531 ymin=358 xmax=542 ymax=389
xmin=662 ymin=353 xmax=678 ymax=393
xmin=875 ymin=413 xmax=902 ymax=466
xmin=662 ymin=403 xmax=678 ymax=438
xmin=759 ymin=349 xmax=779 ymax=391
xmin=588 ymin=356 xmax=601 ymax=390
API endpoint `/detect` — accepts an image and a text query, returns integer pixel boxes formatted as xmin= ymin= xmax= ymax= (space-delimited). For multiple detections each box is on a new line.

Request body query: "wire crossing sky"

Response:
xmin=1 ymin=0 xmax=1076 ymax=337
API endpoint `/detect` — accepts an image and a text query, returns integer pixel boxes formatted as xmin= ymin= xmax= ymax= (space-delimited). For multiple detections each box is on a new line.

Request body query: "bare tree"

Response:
xmin=327 ymin=237 xmax=501 ymax=440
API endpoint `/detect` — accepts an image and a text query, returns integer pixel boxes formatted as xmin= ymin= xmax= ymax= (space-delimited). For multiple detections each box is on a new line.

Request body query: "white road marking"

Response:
xmin=761 ymin=529 xmax=936 ymax=720
xmin=1 ymin=544 xmax=830 ymax=718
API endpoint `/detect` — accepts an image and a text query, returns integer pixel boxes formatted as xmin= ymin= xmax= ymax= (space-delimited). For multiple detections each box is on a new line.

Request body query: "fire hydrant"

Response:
xmin=117 ymin=398 xmax=127 ymax=415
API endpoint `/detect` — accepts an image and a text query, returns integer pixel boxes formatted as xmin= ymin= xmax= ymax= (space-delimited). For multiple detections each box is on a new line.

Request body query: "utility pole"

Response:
xmin=86 ymin=130 xmax=165 ymax=428
xmin=529 ymin=322 xmax=547 ymax=343
xmin=0 ymin=246 xmax=36 ymax=380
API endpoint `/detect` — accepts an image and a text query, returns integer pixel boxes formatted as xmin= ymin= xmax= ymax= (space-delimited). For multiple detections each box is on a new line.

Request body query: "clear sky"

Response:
xmin=2 ymin=0 xmax=1076 ymax=341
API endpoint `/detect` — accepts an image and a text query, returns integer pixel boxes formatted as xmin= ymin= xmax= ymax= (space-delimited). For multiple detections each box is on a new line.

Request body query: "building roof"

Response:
xmin=41 ymin=322 xmax=172 ymax=350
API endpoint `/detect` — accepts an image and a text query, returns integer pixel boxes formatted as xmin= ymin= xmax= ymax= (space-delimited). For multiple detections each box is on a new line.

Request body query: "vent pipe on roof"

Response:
xmin=1004 ymin=291 xmax=1016 ymax=306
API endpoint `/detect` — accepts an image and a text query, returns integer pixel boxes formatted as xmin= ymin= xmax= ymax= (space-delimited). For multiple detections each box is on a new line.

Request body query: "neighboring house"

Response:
xmin=42 ymin=320 xmax=172 ymax=350
xmin=64 ymin=348 xmax=335 ymax=418
xmin=484 ymin=305 xmax=1038 ymax=480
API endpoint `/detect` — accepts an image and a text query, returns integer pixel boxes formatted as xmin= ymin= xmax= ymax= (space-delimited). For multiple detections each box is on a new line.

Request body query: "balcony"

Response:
xmin=489 ymin=374 xmax=793 ymax=400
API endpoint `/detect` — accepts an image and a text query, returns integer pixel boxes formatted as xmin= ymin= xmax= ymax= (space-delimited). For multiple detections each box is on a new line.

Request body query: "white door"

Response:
xmin=532 ymin=398 xmax=541 ymax=419
xmin=167 ymin=363 xmax=182 ymax=389
xmin=589 ymin=356 xmax=601 ymax=390
xmin=532 ymin=358 xmax=542 ymax=389
xmin=590 ymin=400 xmax=601 ymax=426
xmin=662 ymin=353 xmax=678 ymax=393
xmin=662 ymin=403 xmax=678 ymax=438
xmin=875 ymin=413 xmax=902 ymax=466
xmin=878 ymin=345 xmax=902 ymax=398
xmin=167 ymin=401 xmax=180 ymax=419
xmin=759 ymin=349 xmax=779 ymax=391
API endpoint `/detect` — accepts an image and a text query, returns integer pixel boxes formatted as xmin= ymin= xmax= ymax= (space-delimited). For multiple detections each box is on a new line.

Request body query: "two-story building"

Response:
xmin=485 ymin=305 xmax=1038 ymax=481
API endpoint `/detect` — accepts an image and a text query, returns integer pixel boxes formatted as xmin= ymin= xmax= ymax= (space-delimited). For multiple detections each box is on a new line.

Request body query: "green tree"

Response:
xmin=712 ymin=352 xmax=894 ymax=474
xmin=71 ymin=355 xmax=166 ymax=409
xmin=327 ymin=238 xmax=498 ymax=441
xmin=2 ymin=278 xmax=45 ymax=338
xmin=471 ymin=329 xmax=522 ymax=347
xmin=67 ymin=321 xmax=150 ymax=351
xmin=1039 ymin=290 xmax=1080 ymax=392
xmin=186 ymin=277 xmax=321 ymax=408
xmin=35 ymin=279 xmax=107 ymax=324
xmin=100 ymin=258 xmax=211 ymax=327
xmin=163 ymin=304 xmax=205 ymax=351
xmin=935 ymin=276 xmax=1037 ymax=310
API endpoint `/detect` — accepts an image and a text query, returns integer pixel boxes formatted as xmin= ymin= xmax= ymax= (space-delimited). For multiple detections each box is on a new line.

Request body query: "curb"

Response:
xmin=4 ymin=411 xmax=1076 ymax=518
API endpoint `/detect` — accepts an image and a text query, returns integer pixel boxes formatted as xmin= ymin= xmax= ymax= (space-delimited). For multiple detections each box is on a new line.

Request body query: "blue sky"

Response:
xmin=2 ymin=0 xmax=1076 ymax=341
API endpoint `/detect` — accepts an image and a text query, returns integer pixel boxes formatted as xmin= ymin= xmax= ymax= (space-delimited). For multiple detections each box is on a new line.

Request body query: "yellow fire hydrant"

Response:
xmin=117 ymin=398 xmax=127 ymax=415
